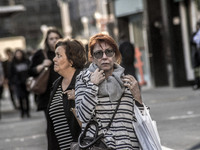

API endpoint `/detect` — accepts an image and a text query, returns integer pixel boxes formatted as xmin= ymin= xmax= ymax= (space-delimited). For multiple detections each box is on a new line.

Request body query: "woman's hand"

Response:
xmin=42 ymin=59 xmax=52 ymax=67
xmin=63 ymin=89 xmax=75 ymax=100
xmin=122 ymin=75 xmax=142 ymax=104
xmin=90 ymin=68 xmax=105 ymax=85
xmin=36 ymin=59 xmax=52 ymax=73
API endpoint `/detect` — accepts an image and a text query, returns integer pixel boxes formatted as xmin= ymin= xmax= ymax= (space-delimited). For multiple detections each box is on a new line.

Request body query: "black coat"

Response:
xmin=10 ymin=59 xmax=30 ymax=99
xmin=119 ymin=41 xmax=137 ymax=79
xmin=47 ymin=70 xmax=81 ymax=150
xmin=190 ymin=32 xmax=200 ymax=68
xmin=28 ymin=49 xmax=60 ymax=111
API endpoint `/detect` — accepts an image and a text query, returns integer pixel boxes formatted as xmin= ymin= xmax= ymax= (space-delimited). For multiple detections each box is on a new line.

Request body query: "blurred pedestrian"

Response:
xmin=0 ymin=55 xmax=3 ymax=119
xmin=28 ymin=27 xmax=62 ymax=115
xmin=119 ymin=34 xmax=137 ymax=80
xmin=191 ymin=21 xmax=200 ymax=90
xmin=0 ymin=55 xmax=4 ymax=100
xmin=75 ymin=33 xmax=144 ymax=149
xmin=2 ymin=48 xmax=18 ymax=109
xmin=10 ymin=49 xmax=30 ymax=118
xmin=46 ymin=38 xmax=86 ymax=150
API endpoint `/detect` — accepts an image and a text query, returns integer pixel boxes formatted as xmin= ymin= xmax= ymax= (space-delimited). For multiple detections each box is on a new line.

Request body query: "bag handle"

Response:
xmin=79 ymin=93 xmax=124 ymax=149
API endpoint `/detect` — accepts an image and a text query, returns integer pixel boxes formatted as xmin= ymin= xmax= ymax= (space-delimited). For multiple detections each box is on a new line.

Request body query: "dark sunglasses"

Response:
xmin=93 ymin=49 xmax=115 ymax=59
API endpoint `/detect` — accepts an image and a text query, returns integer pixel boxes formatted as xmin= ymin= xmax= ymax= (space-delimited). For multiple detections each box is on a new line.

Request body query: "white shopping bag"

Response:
xmin=133 ymin=103 xmax=162 ymax=150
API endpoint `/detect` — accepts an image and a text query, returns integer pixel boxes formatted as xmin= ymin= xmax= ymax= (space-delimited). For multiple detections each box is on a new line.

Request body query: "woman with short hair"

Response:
xmin=75 ymin=33 xmax=144 ymax=150
xmin=47 ymin=38 xmax=87 ymax=150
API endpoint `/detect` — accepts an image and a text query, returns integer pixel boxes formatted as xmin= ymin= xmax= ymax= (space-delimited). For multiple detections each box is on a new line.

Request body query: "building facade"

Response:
xmin=0 ymin=0 xmax=62 ymax=49
xmin=109 ymin=0 xmax=199 ymax=88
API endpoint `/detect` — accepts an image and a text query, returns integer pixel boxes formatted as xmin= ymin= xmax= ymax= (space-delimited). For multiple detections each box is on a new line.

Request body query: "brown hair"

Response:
xmin=88 ymin=33 xmax=121 ymax=64
xmin=44 ymin=27 xmax=63 ymax=51
xmin=55 ymin=39 xmax=87 ymax=69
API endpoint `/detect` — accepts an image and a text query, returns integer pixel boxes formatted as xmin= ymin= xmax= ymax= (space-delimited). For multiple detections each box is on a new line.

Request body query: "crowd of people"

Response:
xmin=0 ymin=23 xmax=199 ymax=149
xmin=0 ymin=25 xmax=143 ymax=150
xmin=11 ymin=22 xmax=200 ymax=149
xmin=0 ymin=48 xmax=30 ymax=118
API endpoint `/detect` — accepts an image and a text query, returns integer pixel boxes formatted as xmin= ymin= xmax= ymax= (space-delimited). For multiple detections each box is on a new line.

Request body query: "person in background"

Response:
xmin=46 ymin=38 xmax=86 ymax=150
xmin=3 ymin=48 xmax=18 ymax=109
xmin=0 ymin=55 xmax=4 ymax=100
xmin=10 ymin=49 xmax=30 ymax=118
xmin=28 ymin=27 xmax=62 ymax=116
xmin=191 ymin=21 xmax=200 ymax=90
xmin=75 ymin=33 xmax=144 ymax=149
xmin=119 ymin=34 xmax=137 ymax=80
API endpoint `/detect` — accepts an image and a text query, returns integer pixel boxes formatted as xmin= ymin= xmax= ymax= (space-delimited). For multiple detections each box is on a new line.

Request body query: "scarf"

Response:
xmin=88 ymin=63 xmax=125 ymax=101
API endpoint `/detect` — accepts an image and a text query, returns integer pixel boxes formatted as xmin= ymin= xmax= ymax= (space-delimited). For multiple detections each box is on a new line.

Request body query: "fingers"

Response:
xmin=93 ymin=68 xmax=105 ymax=77
xmin=43 ymin=59 xmax=52 ymax=66
xmin=94 ymin=68 xmax=100 ymax=74
xmin=122 ymin=75 xmax=137 ymax=87
xmin=63 ymin=89 xmax=75 ymax=100
xmin=122 ymin=75 xmax=143 ymax=104
xmin=122 ymin=74 xmax=136 ymax=81
xmin=90 ymin=68 xmax=105 ymax=85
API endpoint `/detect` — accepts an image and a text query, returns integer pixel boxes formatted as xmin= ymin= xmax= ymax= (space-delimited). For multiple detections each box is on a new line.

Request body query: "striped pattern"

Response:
xmin=49 ymin=85 xmax=73 ymax=150
xmin=75 ymin=70 xmax=144 ymax=150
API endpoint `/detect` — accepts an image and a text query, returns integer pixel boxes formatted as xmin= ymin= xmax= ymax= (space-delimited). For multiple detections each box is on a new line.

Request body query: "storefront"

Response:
xmin=114 ymin=0 xmax=152 ymax=88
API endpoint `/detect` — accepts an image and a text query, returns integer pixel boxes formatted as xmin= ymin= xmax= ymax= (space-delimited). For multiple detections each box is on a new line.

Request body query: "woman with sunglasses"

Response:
xmin=75 ymin=33 xmax=144 ymax=149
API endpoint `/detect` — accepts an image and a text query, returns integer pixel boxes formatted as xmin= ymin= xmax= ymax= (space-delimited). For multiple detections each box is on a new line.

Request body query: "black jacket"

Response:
xmin=190 ymin=32 xmax=200 ymax=68
xmin=119 ymin=41 xmax=137 ymax=79
xmin=28 ymin=49 xmax=60 ymax=111
xmin=10 ymin=59 xmax=30 ymax=99
xmin=47 ymin=70 xmax=81 ymax=150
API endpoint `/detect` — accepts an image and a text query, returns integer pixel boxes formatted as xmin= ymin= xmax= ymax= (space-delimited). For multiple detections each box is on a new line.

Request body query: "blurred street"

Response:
xmin=142 ymin=86 xmax=200 ymax=150
xmin=0 ymin=89 xmax=47 ymax=150
xmin=0 ymin=86 xmax=200 ymax=150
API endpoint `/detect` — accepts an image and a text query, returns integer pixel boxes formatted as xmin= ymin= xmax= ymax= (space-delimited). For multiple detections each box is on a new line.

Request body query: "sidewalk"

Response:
xmin=141 ymin=86 xmax=200 ymax=150
xmin=0 ymin=86 xmax=200 ymax=150
xmin=141 ymin=85 xmax=200 ymax=101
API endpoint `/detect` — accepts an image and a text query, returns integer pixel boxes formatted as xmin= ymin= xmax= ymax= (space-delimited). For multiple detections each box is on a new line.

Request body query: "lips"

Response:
xmin=54 ymin=64 xmax=58 ymax=67
xmin=101 ymin=63 xmax=109 ymax=67
xmin=101 ymin=62 xmax=109 ymax=65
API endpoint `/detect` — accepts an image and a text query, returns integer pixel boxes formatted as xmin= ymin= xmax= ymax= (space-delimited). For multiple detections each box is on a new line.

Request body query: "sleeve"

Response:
xmin=193 ymin=30 xmax=200 ymax=48
xmin=75 ymin=70 xmax=99 ymax=123
xmin=124 ymin=87 xmax=145 ymax=117
xmin=135 ymin=100 xmax=145 ymax=113
xmin=28 ymin=50 xmax=43 ymax=76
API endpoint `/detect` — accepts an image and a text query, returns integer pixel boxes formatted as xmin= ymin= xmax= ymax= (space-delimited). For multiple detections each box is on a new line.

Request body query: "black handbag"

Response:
xmin=70 ymin=94 xmax=123 ymax=150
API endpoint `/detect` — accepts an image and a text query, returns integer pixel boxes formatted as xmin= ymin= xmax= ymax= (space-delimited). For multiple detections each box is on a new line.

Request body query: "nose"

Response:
xmin=53 ymin=39 xmax=57 ymax=43
xmin=102 ymin=52 xmax=107 ymax=59
xmin=53 ymin=56 xmax=56 ymax=62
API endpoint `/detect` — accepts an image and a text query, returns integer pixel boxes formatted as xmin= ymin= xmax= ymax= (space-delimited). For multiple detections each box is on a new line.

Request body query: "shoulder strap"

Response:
xmin=42 ymin=50 xmax=48 ymax=59
xmin=78 ymin=93 xmax=124 ymax=149
xmin=105 ymin=93 xmax=123 ymax=130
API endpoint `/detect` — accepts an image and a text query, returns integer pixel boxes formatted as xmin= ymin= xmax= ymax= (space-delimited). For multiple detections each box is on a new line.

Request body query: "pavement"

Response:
xmin=141 ymin=86 xmax=200 ymax=150
xmin=0 ymin=86 xmax=200 ymax=150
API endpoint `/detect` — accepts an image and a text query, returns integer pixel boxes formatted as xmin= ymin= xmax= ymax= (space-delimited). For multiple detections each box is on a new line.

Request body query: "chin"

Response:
xmin=54 ymin=68 xmax=58 ymax=72
xmin=101 ymin=68 xmax=110 ymax=72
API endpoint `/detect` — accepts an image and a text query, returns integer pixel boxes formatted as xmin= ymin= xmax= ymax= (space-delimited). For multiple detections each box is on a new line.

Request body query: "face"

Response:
xmin=47 ymin=32 xmax=60 ymax=51
xmin=92 ymin=42 xmax=115 ymax=73
xmin=53 ymin=46 xmax=72 ymax=74
xmin=15 ymin=51 xmax=23 ymax=60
